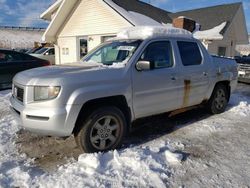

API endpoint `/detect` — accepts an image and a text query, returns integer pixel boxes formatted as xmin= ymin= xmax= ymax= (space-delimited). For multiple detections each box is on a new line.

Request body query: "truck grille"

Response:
xmin=13 ymin=85 xmax=24 ymax=102
xmin=238 ymin=63 xmax=250 ymax=78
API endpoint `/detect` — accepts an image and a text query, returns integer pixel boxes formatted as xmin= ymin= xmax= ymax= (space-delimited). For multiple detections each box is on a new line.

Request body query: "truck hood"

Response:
xmin=14 ymin=62 xmax=127 ymax=86
xmin=30 ymin=53 xmax=44 ymax=57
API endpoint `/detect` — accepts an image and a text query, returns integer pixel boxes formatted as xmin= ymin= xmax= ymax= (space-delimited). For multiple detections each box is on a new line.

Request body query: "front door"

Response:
xmin=132 ymin=40 xmax=183 ymax=118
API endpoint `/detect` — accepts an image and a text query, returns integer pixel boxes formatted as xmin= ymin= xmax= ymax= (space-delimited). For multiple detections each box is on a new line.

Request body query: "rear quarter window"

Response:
xmin=177 ymin=41 xmax=202 ymax=66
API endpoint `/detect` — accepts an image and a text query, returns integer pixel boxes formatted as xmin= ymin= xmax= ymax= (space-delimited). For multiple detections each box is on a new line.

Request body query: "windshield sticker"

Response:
xmin=117 ymin=46 xmax=135 ymax=51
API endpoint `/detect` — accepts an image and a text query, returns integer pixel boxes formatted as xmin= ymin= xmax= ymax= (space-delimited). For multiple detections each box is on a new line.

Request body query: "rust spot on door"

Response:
xmin=183 ymin=80 xmax=191 ymax=107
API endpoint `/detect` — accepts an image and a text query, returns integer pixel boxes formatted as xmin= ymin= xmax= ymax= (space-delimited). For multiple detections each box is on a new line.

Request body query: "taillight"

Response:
xmin=42 ymin=60 xmax=51 ymax=66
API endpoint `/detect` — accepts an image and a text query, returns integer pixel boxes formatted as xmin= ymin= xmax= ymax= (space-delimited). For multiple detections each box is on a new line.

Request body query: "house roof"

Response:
xmin=40 ymin=0 xmax=62 ymax=21
xmin=111 ymin=0 xmax=172 ymax=24
xmin=169 ymin=3 xmax=242 ymax=32
xmin=41 ymin=0 xmax=247 ymax=43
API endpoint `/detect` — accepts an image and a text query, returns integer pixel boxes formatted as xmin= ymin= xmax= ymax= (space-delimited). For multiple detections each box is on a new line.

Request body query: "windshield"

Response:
xmin=83 ymin=40 xmax=141 ymax=65
xmin=34 ymin=48 xmax=48 ymax=54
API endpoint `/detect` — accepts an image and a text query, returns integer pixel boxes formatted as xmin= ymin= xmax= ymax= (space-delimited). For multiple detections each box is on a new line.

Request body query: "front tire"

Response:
xmin=206 ymin=84 xmax=229 ymax=114
xmin=74 ymin=106 xmax=127 ymax=153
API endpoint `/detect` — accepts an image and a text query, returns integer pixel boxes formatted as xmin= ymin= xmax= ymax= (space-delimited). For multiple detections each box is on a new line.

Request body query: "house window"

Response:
xmin=101 ymin=36 xmax=116 ymax=43
xmin=79 ymin=38 xmax=88 ymax=58
xmin=218 ymin=47 xmax=227 ymax=56
xmin=62 ymin=48 xmax=69 ymax=55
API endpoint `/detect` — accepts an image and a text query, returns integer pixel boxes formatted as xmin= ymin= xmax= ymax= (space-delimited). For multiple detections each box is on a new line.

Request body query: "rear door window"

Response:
xmin=177 ymin=41 xmax=202 ymax=66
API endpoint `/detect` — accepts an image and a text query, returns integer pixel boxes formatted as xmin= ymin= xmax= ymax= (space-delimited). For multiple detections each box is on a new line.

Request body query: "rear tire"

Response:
xmin=206 ymin=84 xmax=229 ymax=114
xmin=74 ymin=106 xmax=127 ymax=153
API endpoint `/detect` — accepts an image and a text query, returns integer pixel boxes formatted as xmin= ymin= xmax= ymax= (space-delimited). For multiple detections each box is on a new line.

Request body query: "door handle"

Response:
xmin=171 ymin=76 xmax=177 ymax=81
xmin=203 ymin=72 xmax=208 ymax=76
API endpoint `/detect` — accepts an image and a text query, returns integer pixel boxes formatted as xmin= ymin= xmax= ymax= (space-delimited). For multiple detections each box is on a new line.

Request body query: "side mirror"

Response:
xmin=45 ymin=52 xmax=49 ymax=56
xmin=136 ymin=61 xmax=151 ymax=71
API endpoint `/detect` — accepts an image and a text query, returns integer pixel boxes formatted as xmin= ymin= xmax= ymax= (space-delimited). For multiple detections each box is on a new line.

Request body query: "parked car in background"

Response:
xmin=30 ymin=47 xmax=55 ymax=65
xmin=0 ymin=49 xmax=51 ymax=90
xmin=235 ymin=55 xmax=250 ymax=83
xmin=26 ymin=48 xmax=41 ymax=54
xmin=15 ymin=49 xmax=30 ymax=53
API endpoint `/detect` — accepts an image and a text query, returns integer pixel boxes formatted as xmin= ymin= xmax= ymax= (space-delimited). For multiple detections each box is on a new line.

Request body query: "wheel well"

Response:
xmin=73 ymin=95 xmax=131 ymax=134
xmin=214 ymin=81 xmax=231 ymax=101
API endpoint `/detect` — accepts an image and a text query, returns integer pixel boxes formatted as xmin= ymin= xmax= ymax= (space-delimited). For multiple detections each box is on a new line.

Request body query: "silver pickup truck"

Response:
xmin=10 ymin=27 xmax=238 ymax=153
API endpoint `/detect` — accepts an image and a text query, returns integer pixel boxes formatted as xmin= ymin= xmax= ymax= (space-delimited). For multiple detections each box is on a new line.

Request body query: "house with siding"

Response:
xmin=41 ymin=0 xmax=249 ymax=64
xmin=236 ymin=35 xmax=250 ymax=56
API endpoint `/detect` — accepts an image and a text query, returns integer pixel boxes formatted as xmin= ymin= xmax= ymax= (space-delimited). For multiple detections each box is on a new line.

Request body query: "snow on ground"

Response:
xmin=0 ymin=84 xmax=250 ymax=187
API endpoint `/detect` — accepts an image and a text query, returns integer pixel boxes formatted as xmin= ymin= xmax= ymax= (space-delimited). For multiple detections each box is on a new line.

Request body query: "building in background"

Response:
xmin=0 ymin=26 xmax=45 ymax=51
xmin=169 ymin=3 xmax=249 ymax=57
xmin=41 ymin=0 xmax=249 ymax=64
xmin=236 ymin=35 xmax=250 ymax=56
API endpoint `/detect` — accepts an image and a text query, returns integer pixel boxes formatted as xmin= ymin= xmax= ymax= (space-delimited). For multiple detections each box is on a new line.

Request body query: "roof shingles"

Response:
xmin=169 ymin=3 xmax=241 ymax=31
xmin=112 ymin=0 xmax=241 ymax=33
xmin=111 ymin=0 xmax=172 ymax=24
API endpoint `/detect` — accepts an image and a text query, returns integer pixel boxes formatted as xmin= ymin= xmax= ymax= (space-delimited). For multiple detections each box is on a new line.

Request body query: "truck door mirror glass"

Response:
xmin=136 ymin=61 xmax=151 ymax=71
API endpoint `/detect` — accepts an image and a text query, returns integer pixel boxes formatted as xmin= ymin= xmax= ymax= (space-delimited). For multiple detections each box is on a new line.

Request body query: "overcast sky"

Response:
xmin=0 ymin=0 xmax=249 ymax=33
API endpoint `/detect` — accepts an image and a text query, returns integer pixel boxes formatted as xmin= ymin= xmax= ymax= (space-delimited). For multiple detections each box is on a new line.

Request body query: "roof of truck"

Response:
xmin=112 ymin=26 xmax=193 ymax=41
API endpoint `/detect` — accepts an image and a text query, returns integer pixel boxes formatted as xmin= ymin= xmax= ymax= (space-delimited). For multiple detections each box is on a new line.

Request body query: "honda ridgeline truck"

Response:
xmin=10 ymin=27 xmax=238 ymax=153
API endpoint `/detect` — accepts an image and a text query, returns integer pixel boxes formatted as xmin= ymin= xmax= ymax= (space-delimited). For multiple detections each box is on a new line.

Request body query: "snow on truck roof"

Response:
xmin=112 ymin=26 xmax=193 ymax=41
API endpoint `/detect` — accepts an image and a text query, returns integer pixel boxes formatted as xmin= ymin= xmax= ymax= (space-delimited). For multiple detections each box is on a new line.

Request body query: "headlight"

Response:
xmin=34 ymin=86 xmax=61 ymax=101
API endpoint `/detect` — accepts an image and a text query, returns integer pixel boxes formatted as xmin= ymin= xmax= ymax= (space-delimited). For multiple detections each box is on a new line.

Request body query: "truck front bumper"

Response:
xmin=9 ymin=96 xmax=81 ymax=137
xmin=238 ymin=76 xmax=250 ymax=84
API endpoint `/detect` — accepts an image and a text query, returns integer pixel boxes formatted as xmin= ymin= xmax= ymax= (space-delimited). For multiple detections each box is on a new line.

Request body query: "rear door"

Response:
xmin=132 ymin=40 xmax=183 ymax=118
xmin=176 ymin=40 xmax=210 ymax=107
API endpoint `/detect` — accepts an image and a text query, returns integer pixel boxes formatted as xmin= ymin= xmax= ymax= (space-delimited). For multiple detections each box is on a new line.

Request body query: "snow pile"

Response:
xmin=229 ymin=93 xmax=250 ymax=116
xmin=37 ymin=145 xmax=183 ymax=187
xmin=164 ymin=151 xmax=183 ymax=165
xmin=35 ymin=140 xmax=184 ymax=187
xmin=115 ymin=26 xmax=193 ymax=40
xmin=20 ymin=145 xmax=181 ymax=187
xmin=193 ymin=22 xmax=227 ymax=40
